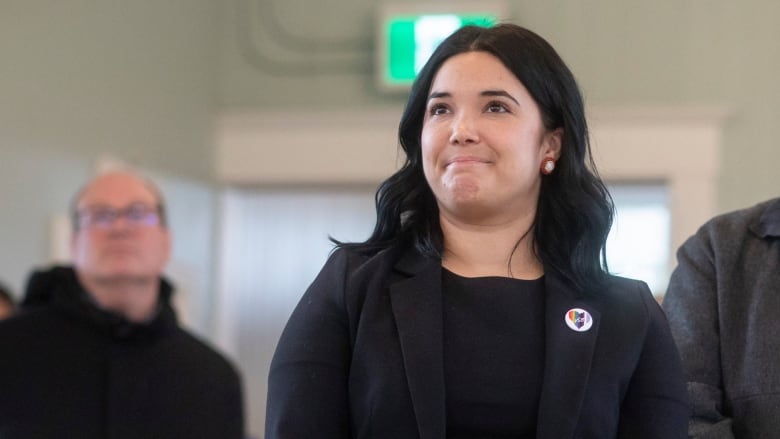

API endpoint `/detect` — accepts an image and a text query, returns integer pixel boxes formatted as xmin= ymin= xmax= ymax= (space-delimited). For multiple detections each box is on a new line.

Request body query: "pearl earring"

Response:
xmin=541 ymin=158 xmax=556 ymax=175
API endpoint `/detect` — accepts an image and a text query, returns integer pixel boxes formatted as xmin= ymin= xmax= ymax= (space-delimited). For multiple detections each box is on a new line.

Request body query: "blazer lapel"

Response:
xmin=536 ymin=273 xmax=601 ymax=439
xmin=389 ymin=250 xmax=446 ymax=439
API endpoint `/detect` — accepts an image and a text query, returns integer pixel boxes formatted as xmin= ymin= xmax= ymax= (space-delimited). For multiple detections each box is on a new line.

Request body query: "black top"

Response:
xmin=265 ymin=246 xmax=689 ymax=439
xmin=442 ymin=268 xmax=546 ymax=438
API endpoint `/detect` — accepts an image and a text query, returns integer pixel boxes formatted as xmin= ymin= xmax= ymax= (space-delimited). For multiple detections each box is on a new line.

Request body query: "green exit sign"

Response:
xmin=376 ymin=3 xmax=506 ymax=92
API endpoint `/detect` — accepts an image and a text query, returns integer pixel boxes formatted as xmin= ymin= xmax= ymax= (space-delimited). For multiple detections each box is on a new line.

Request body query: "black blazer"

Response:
xmin=266 ymin=246 xmax=688 ymax=439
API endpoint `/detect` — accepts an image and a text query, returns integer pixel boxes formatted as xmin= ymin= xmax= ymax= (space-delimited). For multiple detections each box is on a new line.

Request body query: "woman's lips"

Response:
xmin=446 ymin=156 xmax=490 ymax=167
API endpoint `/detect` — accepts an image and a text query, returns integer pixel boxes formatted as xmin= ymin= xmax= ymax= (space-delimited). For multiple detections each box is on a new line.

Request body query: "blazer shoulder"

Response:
xmin=327 ymin=245 xmax=408 ymax=283
xmin=311 ymin=245 xmax=409 ymax=312
xmin=596 ymin=275 xmax=658 ymax=321
xmin=585 ymin=276 xmax=670 ymax=359
xmin=601 ymin=275 xmax=652 ymax=301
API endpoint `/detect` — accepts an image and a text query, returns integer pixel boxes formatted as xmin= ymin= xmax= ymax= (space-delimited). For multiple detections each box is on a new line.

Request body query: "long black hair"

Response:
xmin=337 ymin=24 xmax=613 ymax=294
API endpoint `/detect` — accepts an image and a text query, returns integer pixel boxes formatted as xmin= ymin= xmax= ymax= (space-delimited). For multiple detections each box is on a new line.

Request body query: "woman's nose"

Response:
xmin=448 ymin=113 xmax=479 ymax=145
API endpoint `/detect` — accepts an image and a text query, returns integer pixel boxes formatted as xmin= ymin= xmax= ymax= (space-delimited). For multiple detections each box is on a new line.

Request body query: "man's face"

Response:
xmin=71 ymin=173 xmax=171 ymax=282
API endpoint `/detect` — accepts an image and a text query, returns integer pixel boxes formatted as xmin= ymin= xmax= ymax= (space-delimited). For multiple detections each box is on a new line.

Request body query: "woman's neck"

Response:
xmin=439 ymin=210 xmax=543 ymax=279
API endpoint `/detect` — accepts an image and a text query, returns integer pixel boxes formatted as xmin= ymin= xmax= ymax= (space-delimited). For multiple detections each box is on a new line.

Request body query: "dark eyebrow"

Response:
xmin=427 ymin=90 xmax=519 ymax=106
xmin=481 ymin=90 xmax=519 ymax=105
xmin=427 ymin=91 xmax=451 ymax=101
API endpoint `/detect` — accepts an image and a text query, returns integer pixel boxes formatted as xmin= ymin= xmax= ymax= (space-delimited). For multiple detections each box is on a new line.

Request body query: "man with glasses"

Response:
xmin=0 ymin=170 xmax=245 ymax=438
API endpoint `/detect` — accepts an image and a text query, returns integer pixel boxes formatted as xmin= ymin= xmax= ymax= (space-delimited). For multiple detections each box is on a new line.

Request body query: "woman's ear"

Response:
xmin=544 ymin=128 xmax=564 ymax=160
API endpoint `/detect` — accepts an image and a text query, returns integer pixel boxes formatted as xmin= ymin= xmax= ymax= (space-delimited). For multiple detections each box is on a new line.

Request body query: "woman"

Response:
xmin=266 ymin=24 xmax=688 ymax=439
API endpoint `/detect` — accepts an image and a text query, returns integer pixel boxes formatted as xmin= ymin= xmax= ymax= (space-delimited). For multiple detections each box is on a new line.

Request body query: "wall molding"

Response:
xmin=216 ymin=105 xmax=728 ymax=265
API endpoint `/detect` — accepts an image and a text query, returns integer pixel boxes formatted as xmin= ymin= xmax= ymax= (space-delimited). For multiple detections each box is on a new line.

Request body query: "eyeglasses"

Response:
xmin=75 ymin=203 xmax=164 ymax=230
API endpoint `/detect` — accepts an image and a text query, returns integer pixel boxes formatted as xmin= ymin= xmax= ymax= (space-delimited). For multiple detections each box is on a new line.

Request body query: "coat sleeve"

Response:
xmin=617 ymin=282 xmax=690 ymax=439
xmin=265 ymin=249 xmax=353 ymax=439
xmin=217 ymin=362 xmax=246 ymax=439
xmin=662 ymin=230 xmax=736 ymax=439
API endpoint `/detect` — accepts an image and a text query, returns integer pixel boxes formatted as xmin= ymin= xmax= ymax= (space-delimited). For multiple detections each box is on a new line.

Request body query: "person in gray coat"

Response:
xmin=663 ymin=197 xmax=780 ymax=438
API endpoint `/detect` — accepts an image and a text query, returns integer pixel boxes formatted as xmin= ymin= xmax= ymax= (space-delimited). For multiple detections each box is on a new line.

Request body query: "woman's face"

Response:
xmin=421 ymin=51 xmax=561 ymax=225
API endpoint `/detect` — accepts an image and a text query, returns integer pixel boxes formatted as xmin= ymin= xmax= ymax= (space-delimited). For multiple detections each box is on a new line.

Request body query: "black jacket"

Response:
xmin=0 ymin=266 xmax=244 ymax=439
xmin=266 ymin=246 xmax=689 ymax=439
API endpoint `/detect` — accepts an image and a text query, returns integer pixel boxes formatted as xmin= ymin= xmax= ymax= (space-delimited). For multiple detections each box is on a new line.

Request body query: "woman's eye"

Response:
xmin=428 ymin=104 xmax=450 ymax=116
xmin=486 ymin=102 xmax=509 ymax=113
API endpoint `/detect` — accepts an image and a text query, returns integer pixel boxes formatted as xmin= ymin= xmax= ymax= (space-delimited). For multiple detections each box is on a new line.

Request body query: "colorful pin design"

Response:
xmin=565 ymin=308 xmax=593 ymax=332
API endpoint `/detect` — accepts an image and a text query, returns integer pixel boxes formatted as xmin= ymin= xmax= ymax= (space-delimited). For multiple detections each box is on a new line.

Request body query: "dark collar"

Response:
xmin=394 ymin=245 xmax=586 ymax=300
xmin=750 ymin=197 xmax=780 ymax=238
xmin=23 ymin=266 xmax=178 ymax=342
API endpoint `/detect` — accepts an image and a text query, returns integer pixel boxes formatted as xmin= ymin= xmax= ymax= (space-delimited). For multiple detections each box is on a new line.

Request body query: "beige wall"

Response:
xmin=219 ymin=0 xmax=780 ymax=211
xmin=0 ymin=0 xmax=219 ymax=330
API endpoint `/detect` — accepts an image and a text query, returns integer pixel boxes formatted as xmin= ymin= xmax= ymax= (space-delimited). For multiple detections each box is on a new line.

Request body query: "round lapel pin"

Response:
xmin=565 ymin=308 xmax=593 ymax=332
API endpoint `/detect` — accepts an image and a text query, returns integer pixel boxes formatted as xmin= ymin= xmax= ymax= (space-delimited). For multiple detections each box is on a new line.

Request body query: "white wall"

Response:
xmin=0 ymin=1 xmax=221 ymax=340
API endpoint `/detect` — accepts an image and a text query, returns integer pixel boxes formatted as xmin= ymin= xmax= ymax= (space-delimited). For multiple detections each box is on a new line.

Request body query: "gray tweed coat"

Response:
xmin=663 ymin=197 xmax=780 ymax=439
